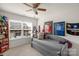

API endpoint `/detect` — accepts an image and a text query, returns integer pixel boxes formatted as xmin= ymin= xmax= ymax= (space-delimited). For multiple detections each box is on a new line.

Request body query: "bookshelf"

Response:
xmin=0 ymin=16 xmax=9 ymax=53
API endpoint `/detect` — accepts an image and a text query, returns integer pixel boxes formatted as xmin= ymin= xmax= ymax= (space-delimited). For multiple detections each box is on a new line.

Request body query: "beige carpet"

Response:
xmin=3 ymin=44 xmax=42 ymax=56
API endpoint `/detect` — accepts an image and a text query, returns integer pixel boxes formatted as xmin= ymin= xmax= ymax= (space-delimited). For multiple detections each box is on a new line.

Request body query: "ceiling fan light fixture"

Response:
xmin=23 ymin=3 xmax=46 ymax=15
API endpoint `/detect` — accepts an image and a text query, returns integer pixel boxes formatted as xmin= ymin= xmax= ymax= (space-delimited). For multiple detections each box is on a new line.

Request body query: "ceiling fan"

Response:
xmin=23 ymin=3 xmax=46 ymax=15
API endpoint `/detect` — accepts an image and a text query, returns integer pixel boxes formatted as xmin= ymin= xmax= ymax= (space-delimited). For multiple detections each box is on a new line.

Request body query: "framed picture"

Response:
xmin=66 ymin=23 xmax=79 ymax=36
xmin=44 ymin=21 xmax=53 ymax=34
xmin=54 ymin=21 xmax=65 ymax=36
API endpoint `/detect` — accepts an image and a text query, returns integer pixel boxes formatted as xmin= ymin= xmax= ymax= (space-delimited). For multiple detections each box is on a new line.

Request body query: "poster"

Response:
xmin=44 ymin=21 xmax=53 ymax=34
xmin=54 ymin=22 xmax=65 ymax=36
xmin=66 ymin=23 xmax=79 ymax=36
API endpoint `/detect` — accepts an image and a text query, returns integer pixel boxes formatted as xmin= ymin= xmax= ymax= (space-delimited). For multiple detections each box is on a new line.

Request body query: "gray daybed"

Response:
xmin=31 ymin=35 xmax=69 ymax=56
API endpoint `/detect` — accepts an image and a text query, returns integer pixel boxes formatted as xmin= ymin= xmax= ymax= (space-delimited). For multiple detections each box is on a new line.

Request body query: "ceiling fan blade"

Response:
xmin=24 ymin=3 xmax=32 ymax=8
xmin=33 ymin=3 xmax=40 ymax=8
xmin=37 ymin=8 xmax=46 ymax=11
xmin=26 ymin=9 xmax=32 ymax=11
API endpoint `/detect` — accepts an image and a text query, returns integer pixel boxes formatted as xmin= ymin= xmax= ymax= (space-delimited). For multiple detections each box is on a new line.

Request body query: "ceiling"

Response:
xmin=0 ymin=3 xmax=79 ymax=19
xmin=0 ymin=3 xmax=47 ymax=18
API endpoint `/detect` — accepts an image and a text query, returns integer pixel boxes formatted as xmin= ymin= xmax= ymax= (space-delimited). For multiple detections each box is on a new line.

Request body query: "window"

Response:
xmin=10 ymin=20 xmax=32 ymax=40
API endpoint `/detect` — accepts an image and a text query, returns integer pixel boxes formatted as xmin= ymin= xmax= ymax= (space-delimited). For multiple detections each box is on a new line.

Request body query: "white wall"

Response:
xmin=38 ymin=3 xmax=79 ymax=55
xmin=0 ymin=10 xmax=38 ymax=26
xmin=38 ymin=3 xmax=79 ymax=26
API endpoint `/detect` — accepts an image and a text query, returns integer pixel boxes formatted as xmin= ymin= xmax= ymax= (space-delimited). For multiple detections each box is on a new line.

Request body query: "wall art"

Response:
xmin=54 ymin=21 xmax=65 ymax=36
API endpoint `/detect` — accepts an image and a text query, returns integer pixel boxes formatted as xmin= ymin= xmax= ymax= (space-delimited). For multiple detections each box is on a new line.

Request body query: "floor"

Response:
xmin=3 ymin=44 xmax=43 ymax=56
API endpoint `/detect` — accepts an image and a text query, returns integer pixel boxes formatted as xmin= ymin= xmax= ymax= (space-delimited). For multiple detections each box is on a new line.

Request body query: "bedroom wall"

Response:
xmin=38 ymin=3 xmax=79 ymax=55
xmin=0 ymin=10 xmax=38 ymax=48
xmin=0 ymin=10 xmax=38 ymax=26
